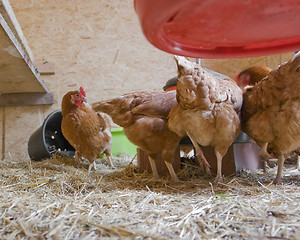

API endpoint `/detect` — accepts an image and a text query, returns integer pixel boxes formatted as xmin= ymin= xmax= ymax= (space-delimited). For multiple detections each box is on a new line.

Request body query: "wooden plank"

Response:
xmin=0 ymin=92 xmax=54 ymax=106
xmin=34 ymin=62 xmax=55 ymax=75
xmin=0 ymin=0 xmax=33 ymax=61
xmin=0 ymin=107 xmax=3 ymax=160
xmin=0 ymin=12 xmax=49 ymax=94
xmin=4 ymin=105 xmax=47 ymax=160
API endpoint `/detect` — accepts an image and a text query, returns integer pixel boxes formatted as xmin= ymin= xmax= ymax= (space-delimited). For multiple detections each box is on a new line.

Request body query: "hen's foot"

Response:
xmin=196 ymin=154 xmax=211 ymax=175
xmin=87 ymin=161 xmax=97 ymax=174
xmin=272 ymin=178 xmax=282 ymax=185
xmin=259 ymin=143 xmax=272 ymax=172
xmin=212 ymin=175 xmax=223 ymax=185
xmin=106 ymin=156 xmax=115 ymax=169
xmin=260 ymin=154 xmax=272 ymax=172
xmin=165 ymin=161 xmax=180 ymax=182
xmin=148 ymin=176 xmax=160 ymax=183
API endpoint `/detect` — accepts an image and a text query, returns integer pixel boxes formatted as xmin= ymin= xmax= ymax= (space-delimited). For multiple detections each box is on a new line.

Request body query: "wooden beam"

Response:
xmin=0 ymin=92 xmax=54 ymax=106
xmin=0 ymin=0 xmax=34 ymax=61
xmin=0 ymin=12 xmax=49 ymax=94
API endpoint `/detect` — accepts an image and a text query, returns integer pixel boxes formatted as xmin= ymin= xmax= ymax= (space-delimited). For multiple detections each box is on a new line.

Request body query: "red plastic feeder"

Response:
xmin=134 ymin=0 xmax=300 ymax=58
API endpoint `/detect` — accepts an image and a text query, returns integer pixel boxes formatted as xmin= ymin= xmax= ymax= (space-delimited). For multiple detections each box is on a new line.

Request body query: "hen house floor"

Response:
xmin=0 ymin=154 xmax=299 ymax=240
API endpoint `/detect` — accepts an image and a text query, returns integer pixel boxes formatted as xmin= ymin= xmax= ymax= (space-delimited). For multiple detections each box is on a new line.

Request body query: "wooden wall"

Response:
xmin=0 ymin=0 xmax=295 ymax=160
xmin=201 ymin=53 xmax=293 ymax=79
xmin=1 ymin=0 xmax=177 ymax=160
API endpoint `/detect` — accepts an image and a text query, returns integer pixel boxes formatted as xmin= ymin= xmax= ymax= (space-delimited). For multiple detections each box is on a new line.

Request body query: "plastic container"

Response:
xmin=111 ymin=127 xmax=137 ymax=156
xmin=234 ymin=132 xmax=252 ymax=143
xmin=135 ymin=0 xmax=300 ymax=58
xmin=28 ymin=110 xmax=75 ymax=161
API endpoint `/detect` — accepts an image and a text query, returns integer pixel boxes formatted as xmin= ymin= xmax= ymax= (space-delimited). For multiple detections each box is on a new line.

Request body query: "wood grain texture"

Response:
xmin=0 ymin=0 xmax=33 ymax=60
xmin=0 ymin=12 xmax=49 ymax=94
xmin=0 ymin=92 xmax=54 ymax=106
xmin=34 ymin=62 xmax=55 ymax=75
xmin=201 ymin=53 xmax=294 ymax=80
xmin=0 ymin=108 xmax=3 ymax=160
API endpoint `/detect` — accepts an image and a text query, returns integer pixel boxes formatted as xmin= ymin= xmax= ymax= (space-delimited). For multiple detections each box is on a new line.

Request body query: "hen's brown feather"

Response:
xmin=241 ymin=52 xmax=300 ymax=183
xmin=92 ymin=91 xmax=181 ymax=181
xmin=168 ymin=56 xmax=243 ymax=183
xmin=61 ymin=90 xmax=113 ymax=172
xmin=237 ymin=66 xmax=272 ymax=87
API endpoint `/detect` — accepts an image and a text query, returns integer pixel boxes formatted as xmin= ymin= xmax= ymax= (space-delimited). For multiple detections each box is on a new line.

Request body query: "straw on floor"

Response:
xmin=0 ymin=154 xmax=299 ymax=239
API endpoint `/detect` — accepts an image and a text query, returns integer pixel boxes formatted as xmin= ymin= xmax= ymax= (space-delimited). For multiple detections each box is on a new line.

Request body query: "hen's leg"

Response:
xmin=259 ymin=142 xmax=272 ymax=172
xmin=161 ymin=148 xmax=180 ymax=182
xmin=148 ymin=157 xmax=160 ymax=180
xmin=297 ymin=155 xmax=300 ymax=171
xmin=165 ymin=161 xmax=180 ymax=182
xmin=75 ymin=151 xmax=82 ymax=166
xmin=88 ymin=162 xmax=94 ymax=174
xmin=272 ymin=154 xmax=285 ymax=184
xmin=87 ymin=159 xmax=97 ymax=174
xmin=187 ymin=133 xmax=211 ymax=175
xmin=106 ymin=155 xmax=115 ymax=169
xmin=213 ymin=150 xmax=224 ymax=184
xmin=104 ymin=149 xmax=115 ymax=169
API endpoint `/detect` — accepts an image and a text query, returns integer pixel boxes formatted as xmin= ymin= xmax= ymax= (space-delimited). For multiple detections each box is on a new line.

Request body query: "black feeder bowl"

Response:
xmin=28 ymin=110 xmax=75 ymax=161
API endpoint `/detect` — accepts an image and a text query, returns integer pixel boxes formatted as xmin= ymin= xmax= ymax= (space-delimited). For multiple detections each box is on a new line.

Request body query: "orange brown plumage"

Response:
xmin=241 ymin=52 xmax=300 ymax=184
xmin=92 ymin=90 xmax=181 ymax=182
xmin=61 ymin=87 xmax=113 ymax=173
xmin=168 ymin=56 xmax=243 ymax=184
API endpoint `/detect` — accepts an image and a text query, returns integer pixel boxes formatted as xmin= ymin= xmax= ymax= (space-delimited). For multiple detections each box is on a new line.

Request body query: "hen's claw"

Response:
xmin=212 ymin=176 xmax=223 ymax=185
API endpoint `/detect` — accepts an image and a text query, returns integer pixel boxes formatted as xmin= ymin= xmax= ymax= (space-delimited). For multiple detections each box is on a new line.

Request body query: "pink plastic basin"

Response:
xmin=134 ymin=0 xmax=300 ymax=58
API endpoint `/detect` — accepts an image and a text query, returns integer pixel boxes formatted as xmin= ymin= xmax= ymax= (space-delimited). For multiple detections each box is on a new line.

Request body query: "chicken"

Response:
xmin=92 ymin=90 xmax=182 ymax=182
xmin=168 ymin=56 xmax=243 ymax=184
xmin=236 ymin=65 xmax=274 ymax=170
xmin=241 ymin=52 xmax=300 ymax=184
xmin=61 ymin=87 xmax=114 ymax=173
xmin=236 ymin=66 xmax=272 ymax=89
xmin=237 ymin=64 xmax=300 ymax=172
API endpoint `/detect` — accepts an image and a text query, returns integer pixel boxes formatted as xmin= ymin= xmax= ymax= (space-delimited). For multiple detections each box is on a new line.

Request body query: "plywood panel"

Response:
xmin=0 ymin=92 xmax=54 ymax=107
xmin=4 ymin=105 xmax=49 ymax=160
xmin=9 ymin=0 xmax=177 ymax=103
xmin=201 ymin=53 xmax=294 ymax=80
xmin=0 ymin=13 xmax=49 ymax=93
xmin=0 ymin=0 xmax=33 ymax=60
xmin=0 ymin=107 xmax=3 ymax=160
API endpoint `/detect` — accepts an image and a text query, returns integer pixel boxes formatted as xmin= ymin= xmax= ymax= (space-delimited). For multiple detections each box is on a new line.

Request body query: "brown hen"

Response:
xmin=236 ymin=66 xmax=272 ymax=89
xmin=61 ymin=87 xmax=114 ymax=173
xmin=92 ymin=90 xmax=181 ymax=182
xmin=168 ymin=56 xmax=243 ymax=184
xmin=242 ymin=52 xmax=300 ymax=184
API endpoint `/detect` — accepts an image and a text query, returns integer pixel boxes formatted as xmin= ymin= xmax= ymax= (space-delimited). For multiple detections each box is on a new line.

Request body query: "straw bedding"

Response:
xmin=0 ymin=154 xmax=299 ymax=239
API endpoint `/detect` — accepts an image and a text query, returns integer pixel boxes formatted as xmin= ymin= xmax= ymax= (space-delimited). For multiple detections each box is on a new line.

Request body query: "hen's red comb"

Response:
xmin=79 ymin=87 xmax=86 ymax=97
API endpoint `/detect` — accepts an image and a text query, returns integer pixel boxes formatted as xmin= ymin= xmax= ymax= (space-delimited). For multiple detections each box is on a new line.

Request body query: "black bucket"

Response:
xmin=28 ymin=110 xmax=75 ymax=161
